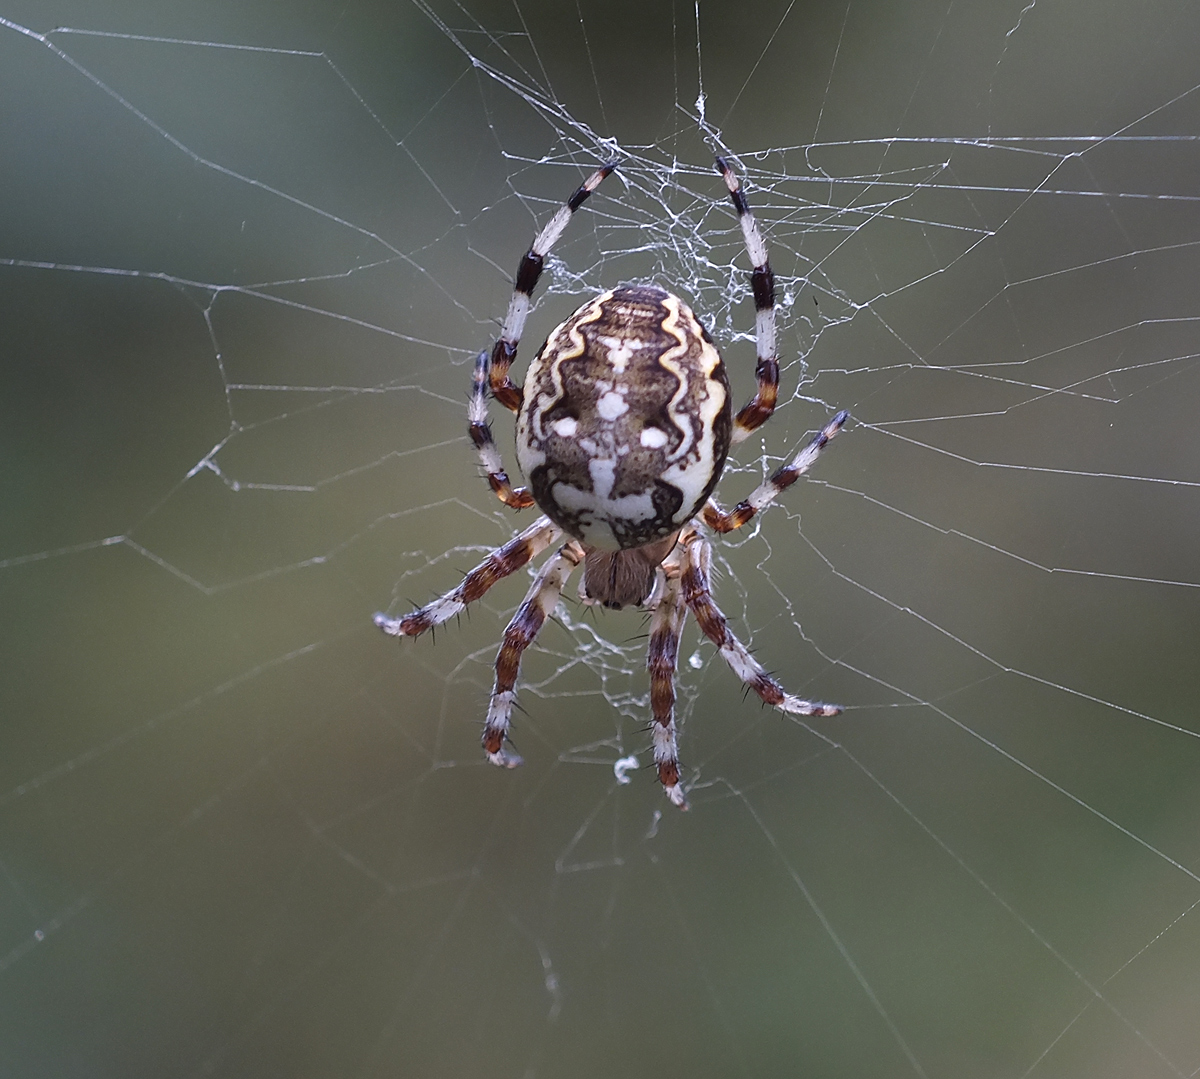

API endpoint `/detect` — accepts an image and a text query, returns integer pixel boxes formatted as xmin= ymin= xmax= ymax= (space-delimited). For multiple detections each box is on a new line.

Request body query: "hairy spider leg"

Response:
xmin=374 ymin=516 xmax=561 ymax=637
xmin=484 ymin=541 xmax=585 ymax=767
xmin=647 ymin=562 xmax=690 ymax=809
xmin=716 ymin=157 xmax=780 ymax=446
xmin=469 ymin=350 xmax=535 ymax=509
xmin=681 ymin=532 xmax=841 ymax=717
xmin=488 ymin=162 xmax=618 ymax=413
xmin=702 ymin=409 xmax=849 ymax=534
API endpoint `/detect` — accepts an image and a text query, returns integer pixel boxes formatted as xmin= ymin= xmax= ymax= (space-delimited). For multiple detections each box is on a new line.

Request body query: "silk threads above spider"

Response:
xmin=375 ymin=157 xmax=848 ymax=809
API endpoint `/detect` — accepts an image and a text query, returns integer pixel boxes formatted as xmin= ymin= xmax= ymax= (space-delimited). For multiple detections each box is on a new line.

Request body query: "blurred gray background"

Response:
xmin=3 ymin=0 xmax=1200 ymax=1075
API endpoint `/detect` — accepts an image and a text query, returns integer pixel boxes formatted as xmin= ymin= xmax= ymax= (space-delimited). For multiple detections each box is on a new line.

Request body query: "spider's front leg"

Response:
xmin=374 ymin=515 xmax=560 ymax=638
xmin=703 ymin=409 xmax=849 ymax=534
xmin=647 ymin=563 xmax=690 ymax=809
xmin=484 ymin=540 xmax=585 ymax=767
xmin=681 ymin=532 xmax=841 ymax=718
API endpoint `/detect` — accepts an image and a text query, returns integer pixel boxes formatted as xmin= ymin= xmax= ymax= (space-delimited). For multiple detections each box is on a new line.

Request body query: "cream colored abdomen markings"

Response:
xmin=516 ymin=285 xmax=732 ymax=550
xmin=653 ymin=296 xmax=727 ymax=526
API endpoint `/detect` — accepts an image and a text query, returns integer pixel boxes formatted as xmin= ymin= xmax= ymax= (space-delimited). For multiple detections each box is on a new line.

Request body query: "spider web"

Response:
xmin=3 ymin=0 xmax=1200 ymax=1074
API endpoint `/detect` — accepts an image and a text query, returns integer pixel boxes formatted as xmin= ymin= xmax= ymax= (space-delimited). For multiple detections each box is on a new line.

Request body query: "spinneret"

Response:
xmin=376 ymin=157 xmax=848 ymax=808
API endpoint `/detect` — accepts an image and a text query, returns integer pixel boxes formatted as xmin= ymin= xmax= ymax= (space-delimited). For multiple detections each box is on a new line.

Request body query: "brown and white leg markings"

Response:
xmin=373 ymin=516 xmax=561 ymax=638
xmin=681 ymin=534 xmax=841 ymax=718
xmin=489 ymin=163 xmax=617 ymax=413
xmin=469 ymin=351 xmax=535 ymax=509
xmin=647 ymin=567 xmax=690 ymax=808
xmin=716 ymin=157 xmax=779 ymax=445
xmin=483 ymin=541 xmax=585 ymax=768
xmin=703 ymin=409 xmax=849 ymax=534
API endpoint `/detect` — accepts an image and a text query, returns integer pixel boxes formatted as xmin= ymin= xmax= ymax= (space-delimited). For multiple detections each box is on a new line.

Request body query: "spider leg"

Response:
xmin=642 ymin=564 xmax=669 ymax=612
xmin=575 ymin=573 xmax=601 ymax=608
xmin=715 ymin=156 xmax=780 ymax=446
xmin=489 ymin=162 xmax=617 ymax=412
xmin=680 ymin=532 xmax=841 ymax=717
xmin=702 ymin=409 xmax=849 ymax=533
xmin=469 ymin=351 xmax=535 ymax=509
xmin=484 ymin=540 xmax=586 ymax=767
xmin=647 ymin=563 xmax=690 ymax=809
xmin=374 ymin=516 xmax=560 ymax=638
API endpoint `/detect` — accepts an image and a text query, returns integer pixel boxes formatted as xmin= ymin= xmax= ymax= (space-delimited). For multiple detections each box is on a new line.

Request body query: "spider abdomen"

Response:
xmin=516 ymin=285 xmax=732 ymax=551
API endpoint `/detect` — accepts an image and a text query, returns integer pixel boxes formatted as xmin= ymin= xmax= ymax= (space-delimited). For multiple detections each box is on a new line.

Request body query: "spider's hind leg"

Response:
xmin=488 ymin=162 xmax=617 ymax=412
xmin=715 ymin=156 xmax=780 ymax=446
xmin=469 ymin=350 xmax=535 ymax=510
xmin=484 ymin=541 xmax=585 ymax=767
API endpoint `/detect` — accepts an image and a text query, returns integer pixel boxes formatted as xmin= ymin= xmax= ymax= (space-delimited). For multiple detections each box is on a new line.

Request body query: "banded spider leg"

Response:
xmin=373 ymin=520 xmax=585 ymax=770
xmin=716 ymin=155 xmax=782 ymax=446
xmin=647 ymin=553 xmax=690 ymax=808
xmin=680 ymin=529 xmax=841 ymax=718
xmin=470 ymin=163 xmax=616 ymax=508
xmin=373 ymin=515 xmax=560 ymax=638
xmin=487 ymin=162 xmax=616 ymax=412
xmin=703 ymin=409 xmax=849 ymax=534
xmin=639 ymin=526 xmax=840 ymax=810
xmin=483 ymin=541 xmax=584 ymax=767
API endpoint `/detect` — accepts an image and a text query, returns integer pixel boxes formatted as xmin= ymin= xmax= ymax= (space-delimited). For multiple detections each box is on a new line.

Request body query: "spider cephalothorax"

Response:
xmin=376 ymin=158 xmax=848 ymax=809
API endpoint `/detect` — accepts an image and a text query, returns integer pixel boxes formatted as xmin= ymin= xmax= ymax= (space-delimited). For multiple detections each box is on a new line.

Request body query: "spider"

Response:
xmin=375 ymin=158 xmax=848 ymax=809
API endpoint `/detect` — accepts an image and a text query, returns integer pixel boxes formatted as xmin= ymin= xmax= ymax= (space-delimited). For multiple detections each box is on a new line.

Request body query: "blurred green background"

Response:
xmin=3 ymin=0 xmax=1200 ymax=1075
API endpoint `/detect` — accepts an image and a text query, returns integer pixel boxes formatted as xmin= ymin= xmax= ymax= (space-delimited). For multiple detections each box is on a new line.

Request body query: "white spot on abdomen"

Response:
xmin=596 ymin=391 xmax=629 ymax=421
xmin=596 ymin=335 xmax=635 ymax=373
xmin=640 ymin=427 xmax=668 ymax=449
xmin=588 ymin=458 xmax=616 ymax=498
xmin=552 ymin=417 xmax=578 ymax=437
xmin=552 ymin=476 xmax=658 ymax=548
